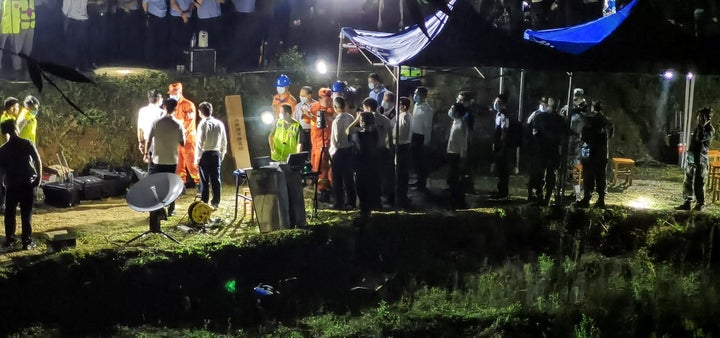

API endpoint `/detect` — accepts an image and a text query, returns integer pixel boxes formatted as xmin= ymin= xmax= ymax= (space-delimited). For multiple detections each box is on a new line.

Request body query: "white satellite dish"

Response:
xmin=125 ymin=173 xmax=184 ymax=244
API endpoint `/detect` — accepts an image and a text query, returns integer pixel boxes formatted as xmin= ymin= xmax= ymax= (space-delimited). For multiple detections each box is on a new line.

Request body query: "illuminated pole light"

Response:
xmin=316 ymin=60 xmax=328 ymax=75
xmin=687 ymin=72 xmax=694 ymax=80
xmin=662 ymin=70 xmax=674 ymax=80
xmin=261 ymin=111 xmax=275 ymax=125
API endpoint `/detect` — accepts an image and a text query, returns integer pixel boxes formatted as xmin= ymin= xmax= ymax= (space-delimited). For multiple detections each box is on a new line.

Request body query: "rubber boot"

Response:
xmin=595 ymin=195 xmax=606 ymax=209
xmin=675 ymin=200 xmax=691 ymax=211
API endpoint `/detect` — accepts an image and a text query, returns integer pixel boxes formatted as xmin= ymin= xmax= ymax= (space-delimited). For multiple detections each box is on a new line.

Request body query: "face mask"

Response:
xmin=300 ymin=96 xmax=308 ymax=103
xmin=368 ymin=83 xmax=375 ymax=90
xmin=169 ymin=94 xmax=179 ymax=100
xmin=381 ymin=101 xmax=392 ymax=111
xmin=538 ymin=104 xmax=547 ymax=113
xmin=277 ymin=87 xmax=286 ymax=95
xmin=279 ymin=112 xmax=285 ymax=120
xmin=413 ymin=94 xmax=420 ymax=103
xmin=493 ymin=102 xmax=501 ymax=112
xmin=30 ymin=109 xmax=38 ymax=117
xmin=456 ymin=97 xmax=463 ymax=104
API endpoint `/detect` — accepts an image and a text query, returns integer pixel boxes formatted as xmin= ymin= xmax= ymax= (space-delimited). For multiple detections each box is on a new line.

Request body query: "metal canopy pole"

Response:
xmin=681 ymin=74 xmax=691 ymax=168
xmin=557 ymin=72 xmax=574 ymax=205
xmin=394 ymin=65 xmax=401 ymax=213
xmin=685 ymin=75 xmax=697 ymax=166
xmin=499 ymin=67 xmax=505 ymax=94
xmin=336 ymin=32 xmax=344 ymax=80
xmin=516 ymin=69 xmax=525 ymax=173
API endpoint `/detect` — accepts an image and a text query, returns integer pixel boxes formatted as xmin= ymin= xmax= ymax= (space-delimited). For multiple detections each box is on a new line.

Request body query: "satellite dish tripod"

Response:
xmin=125 ymin=173 xmax=184 ymax=245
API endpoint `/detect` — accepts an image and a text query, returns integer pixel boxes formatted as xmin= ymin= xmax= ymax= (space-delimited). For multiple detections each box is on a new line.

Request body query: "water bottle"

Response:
xmin=581 ymin=143 xmax=591 ymax=159
xmin=190 ymin=33 xmax=196 ymax=48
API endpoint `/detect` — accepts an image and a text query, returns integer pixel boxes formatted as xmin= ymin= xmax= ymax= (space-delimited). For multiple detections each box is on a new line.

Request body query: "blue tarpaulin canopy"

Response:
xmin=340 ymin=0 xmax=717 ymax=73
xmin=523 ymin=0 xmax=638 ymax=55
xmin=340 ymin=0 xmax=572 ymax=70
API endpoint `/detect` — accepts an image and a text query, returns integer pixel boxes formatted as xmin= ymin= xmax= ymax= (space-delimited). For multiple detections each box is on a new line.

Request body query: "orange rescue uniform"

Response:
xmin=309 ymin=101 xmax=335 ymax=191
xmin=272 ymin=93 xmax=297 ymax=118
xmin=174 ymin=96 xmax=199 ymax=183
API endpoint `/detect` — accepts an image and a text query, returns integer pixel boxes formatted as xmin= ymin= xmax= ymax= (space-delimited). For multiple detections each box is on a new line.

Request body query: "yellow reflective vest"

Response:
xmin=0 ymin=110 xmax=19 ymax=123
xmin=1 ymin=0 xmax=36 ymax=35
xmin=17 ymin=108 xmax=37 ymax=144
xmin=271 ymin=119 xmax=301 ymax=162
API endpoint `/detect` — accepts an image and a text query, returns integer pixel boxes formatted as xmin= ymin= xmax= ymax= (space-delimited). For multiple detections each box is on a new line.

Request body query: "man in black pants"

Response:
xmin=195 ymin=102 xmax=228 ymax=209
xmin=410 ymin=87 xmax=433 ymax=191
xmin=492 ymin=93 xmax=513 ymax=199
xmin=347 ymin=98 xmax=381 ymax=225
xmin=394 ymin=97 xmax=413 ymax=208
xmin=677 ymin=107 xmax=714 ymax=211
xmin=573 ymin=101 xmax=613 ymax=209
xmin=527 ymin=97 xmax=565 ymax=205
xmin=0 ymin=119 xmax=42 ymax=251
xmin=144 ymin=99 xmax=185 ymax=220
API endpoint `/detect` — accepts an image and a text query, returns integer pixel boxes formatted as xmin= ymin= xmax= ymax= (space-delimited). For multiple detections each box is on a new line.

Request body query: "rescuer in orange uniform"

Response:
xmin=168 ymin=82 xmax=199 ymax=186
xmin=309 ymin=88 xmax=335 ymax=200
xmin=271 ymin=74 xmax=297 ymax=119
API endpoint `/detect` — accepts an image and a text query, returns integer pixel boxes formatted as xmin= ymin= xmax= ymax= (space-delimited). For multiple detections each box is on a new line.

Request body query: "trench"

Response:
xmin=2 ymin=206 xmax=720 ymax=336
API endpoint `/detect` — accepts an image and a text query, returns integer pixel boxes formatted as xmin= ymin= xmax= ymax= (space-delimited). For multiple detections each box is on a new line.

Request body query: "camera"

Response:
xmin=317 ymin=110 xmax=327 ymax=129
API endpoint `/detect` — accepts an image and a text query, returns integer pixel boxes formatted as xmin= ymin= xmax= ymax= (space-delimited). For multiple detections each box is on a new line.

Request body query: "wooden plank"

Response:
xmin=224 ymin=95 xmax=252 ymax=170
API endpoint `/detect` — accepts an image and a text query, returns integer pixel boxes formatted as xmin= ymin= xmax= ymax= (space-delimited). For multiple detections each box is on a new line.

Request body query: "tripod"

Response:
xmin=126 ymin=208 xmax=180 ymax=244
xmin=312 ymin=112 xmax=333 ymax=218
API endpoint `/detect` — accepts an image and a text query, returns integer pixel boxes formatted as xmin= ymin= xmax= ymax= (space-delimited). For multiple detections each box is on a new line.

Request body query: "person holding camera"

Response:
xmin=309 ymin=88 xmax=335 ymax=201
xmin=347 ymin=98 xmax=382 ymax=225
xmin=677 ymin=107 xmax=714 ymax=211
xmin=573 ymin=101 xmax=613 ymax=209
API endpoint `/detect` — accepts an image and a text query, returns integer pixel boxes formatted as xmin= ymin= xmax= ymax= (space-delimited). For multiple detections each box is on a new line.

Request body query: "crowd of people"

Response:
xmin=136 ymin=82 xmax=228 ymax=223
xmin=0 ymin=70 xmax=716 ymax=249
xmin=263 ymin=72 xmax=620 ymax=222
xmin=0 ymin=0 xmax=408 ymax=78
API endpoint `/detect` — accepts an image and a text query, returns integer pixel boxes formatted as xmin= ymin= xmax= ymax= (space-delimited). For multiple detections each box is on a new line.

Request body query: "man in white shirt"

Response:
xmin=410 ymin=86 xmax=433 ymax=191
xmin=447 ymin=103 xmax=468 ymax=209
xmin=294 ymin=86 xmax=315 ymax=152
xmin=393 ymin=97 xmax=412 ymax=208
xmin=137 ymin=90 xmax=163 ymax=157
xmin=329 ymin=97 xmax=356 ymax=210
xmin=62 ymin=0 xmax=90 ymax=70
xmin=144 ymin=98 xmax=185 ymax=219
xmin=195 ymin=102 xmax=227 ymax=209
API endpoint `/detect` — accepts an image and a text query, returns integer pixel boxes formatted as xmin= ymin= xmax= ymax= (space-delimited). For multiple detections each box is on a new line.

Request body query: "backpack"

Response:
xmin=506 ymin=120 xmax=523 ymax=148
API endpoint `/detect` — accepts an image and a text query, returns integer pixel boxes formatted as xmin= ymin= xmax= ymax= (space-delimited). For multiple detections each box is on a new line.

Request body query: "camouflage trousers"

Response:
xmin=683 ymin=161 xmax=708 ymax=204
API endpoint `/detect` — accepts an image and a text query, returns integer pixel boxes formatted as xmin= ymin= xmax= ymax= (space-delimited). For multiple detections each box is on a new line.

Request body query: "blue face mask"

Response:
xmin=413 ymin=94 xmax=420 ymax=103
xmin=493 ymin=101 xmax=501 ymax=112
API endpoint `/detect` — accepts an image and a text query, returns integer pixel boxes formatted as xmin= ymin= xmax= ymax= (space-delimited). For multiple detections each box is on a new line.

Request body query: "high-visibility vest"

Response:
xmin=1 ymin=0 xmax=35 ymax=35
xmin=18 ymin=108 xmax=37 ymax=145
xmin=271 ymin=119 xmax=301 ymax=162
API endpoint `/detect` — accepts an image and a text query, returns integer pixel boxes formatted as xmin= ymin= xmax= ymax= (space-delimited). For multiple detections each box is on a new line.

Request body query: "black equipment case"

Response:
xmin=74 ymin=176 xmax=114 ymax=200
xmin=42 ymin=182 xmax=81 ymax=208
xmin=89 ymin=168 xmax=131 ymax=196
